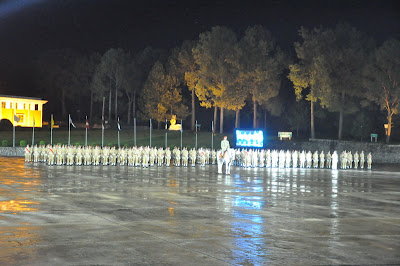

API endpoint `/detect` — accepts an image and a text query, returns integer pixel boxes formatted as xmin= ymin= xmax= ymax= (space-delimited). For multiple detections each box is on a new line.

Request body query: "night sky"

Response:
xmin=0 ymin=0 xmax=399 ymax=95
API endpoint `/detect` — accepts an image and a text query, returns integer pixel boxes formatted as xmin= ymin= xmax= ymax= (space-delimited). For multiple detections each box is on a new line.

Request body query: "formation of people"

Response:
xmin=24 ymin=144 xmax=217 ymax=167
xmin=24 ymin=143 xmax=372 ymax=170
xmin=232 ymin=149 xmax=372 ymax=170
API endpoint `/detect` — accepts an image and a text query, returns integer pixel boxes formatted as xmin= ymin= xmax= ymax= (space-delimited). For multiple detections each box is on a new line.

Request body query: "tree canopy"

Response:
xmin=32 ymin=22 xmax=400 ymax=141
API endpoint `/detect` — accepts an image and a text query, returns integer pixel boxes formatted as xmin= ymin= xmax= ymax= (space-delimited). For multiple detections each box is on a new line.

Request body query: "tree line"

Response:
xmin=34 ymin=23 xmax=400 ymax=143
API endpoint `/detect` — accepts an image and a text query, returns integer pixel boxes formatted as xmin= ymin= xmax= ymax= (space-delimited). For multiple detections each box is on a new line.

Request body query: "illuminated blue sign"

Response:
xmin=235 ymin=129 xmax=264 ymax=148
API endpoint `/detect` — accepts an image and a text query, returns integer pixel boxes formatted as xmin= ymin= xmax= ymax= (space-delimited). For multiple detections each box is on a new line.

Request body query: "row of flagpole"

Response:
xmin=12 ymin=114 xmax=214 ymax=148
xmin=67 ymin=114 xmax=122 ymax=147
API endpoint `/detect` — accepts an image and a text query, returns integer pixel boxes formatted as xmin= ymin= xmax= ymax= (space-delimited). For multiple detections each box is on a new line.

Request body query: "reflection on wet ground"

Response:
xmin=0 ymin=157 xmax=399 ymax=265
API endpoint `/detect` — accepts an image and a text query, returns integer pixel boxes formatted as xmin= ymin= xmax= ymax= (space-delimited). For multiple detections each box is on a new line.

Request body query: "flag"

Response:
xmin=85 ymin=116 xmax=90 ymax=129
xmin=51 ymin=115 xmax=54 ymax=129
xmin=165 ymin=119 xmax=168 ymax=130
xmin=33 ymin=117 xmax=35 ymax=127
xmin=150 ymin=119 xmax=152 ymax=130
xmin=102 ymin=122 xmax=104 ymax=130
xmin=69 ymin=115 xmax=76 ymax=128
xmin=211 ymin=121 xmax=214 ymax=133
xmin=195 ymin=120 xmax=197 ymax=132
xmin=181 ymin=120 xmax=183 ymax=132
xmin=14 ymin=114 xmax=20 ymax=123
xmin=117 ymin=117 xmax=121 ymax=131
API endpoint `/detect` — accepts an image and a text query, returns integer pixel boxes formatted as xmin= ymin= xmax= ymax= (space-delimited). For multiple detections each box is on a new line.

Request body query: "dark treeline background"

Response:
xmin=1 ymin=22 xmax=399 ymax=143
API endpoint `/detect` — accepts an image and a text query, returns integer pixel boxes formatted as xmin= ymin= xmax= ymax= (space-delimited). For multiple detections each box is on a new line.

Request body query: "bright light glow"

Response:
xmin=235 ymin=129 xmax=264 ymax=148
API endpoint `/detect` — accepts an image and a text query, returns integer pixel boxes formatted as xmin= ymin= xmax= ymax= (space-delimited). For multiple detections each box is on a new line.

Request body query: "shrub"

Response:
xmin=107 ymin=143 xmax=114 ymax=147
xmin=20 ymin=140 xmax=27 ymax=147
xmin=2 ymin=140 xmax=8 ymax=147
xmin=39 ymin=140 xmax=46 ymax=145
xmin=75 ymin=142 xmax=80 ymax=146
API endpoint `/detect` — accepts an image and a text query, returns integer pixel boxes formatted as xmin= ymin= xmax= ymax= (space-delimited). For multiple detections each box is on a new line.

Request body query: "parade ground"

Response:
xmin=0 ymin=157 xmax=399 ymax=265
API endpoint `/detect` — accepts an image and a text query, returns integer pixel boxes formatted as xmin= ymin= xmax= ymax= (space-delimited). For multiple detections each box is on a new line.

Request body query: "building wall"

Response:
xmin=0 ymin=98 xmax=46 ymax=127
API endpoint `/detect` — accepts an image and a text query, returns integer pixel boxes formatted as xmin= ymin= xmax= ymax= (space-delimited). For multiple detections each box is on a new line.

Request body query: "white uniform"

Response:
xmin=211 ymin=149 xmax=217 ymax=165
xmin=326 ymin=151 xmax=332 ymax=169
xmin=76 ymin=146 xmax=83 ymax=166
xmin=319 ymin=151 xmax=325 ymax=168
xmin=165 ymin=148 xmax=171 ymax=166
xmin=181 ymin=148 xmax=189 ymax=167
xmin=292 ymin=151 xmax=298 ymax=168
xmin=306 ymin=151 xmax=312 ymax=168
xmin=354 ymin=152 xmax=359 ymax=169
xmin=332 ymin=151 xmax=338 ymax=170
xmin=300 ymin=151 xmax=306 ymax=168
xmin=313 ymin=151 xmax=319 ymax=168
xmin=367 ymin=153 xmax=372 ymax=169
xmin=279 ymin=150 xmax=285 ymax=168
xmin=251 ymin=150 xmax=258 ymax=168
xmin=285 ymin=150 xmax=291 ymax=168
xmin=360 ymin=151 xmax=365 ymax=169
xmin=25 ymin=145 xmax=32 ymax=163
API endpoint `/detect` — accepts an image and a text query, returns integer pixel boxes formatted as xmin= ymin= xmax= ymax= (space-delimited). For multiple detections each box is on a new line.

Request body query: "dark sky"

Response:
xmin=0 ymin=0 xmax=399 ymax=94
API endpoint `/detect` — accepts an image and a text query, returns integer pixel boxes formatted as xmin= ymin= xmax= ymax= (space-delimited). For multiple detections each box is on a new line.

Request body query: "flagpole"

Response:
xmin=165 ymin=119 xmax=168 ymax=148
xmin=134 ymin=117 xmax=136 ymax=146
xmin=32 ymin=117 xmax=35 ymax=146
xmin=195 ymin=120 xmax=198 ymax=149
xmin=102 ymin=96 xmax=105 ymax=148
xmin=50 ymin=114 xmax=53 ymax=145
xmin=180 ymin=119 xmax=183 ymax=150
xmin=85 ymin=116 xmax=88 ymax=146
xmin=117 ymin=117 xmax=120 ymax=148
xmin=101 ymin=123 xmax=104 ymax=148
xmin=211 ymin=121 xmax=214 ymax=150
xmin=12 ymin=109 xmax=15 ymax=147
xmin=68 ymin=114 xmax=71 ymax=146
xmin=149 ymin=119 xmax=152 ymax=147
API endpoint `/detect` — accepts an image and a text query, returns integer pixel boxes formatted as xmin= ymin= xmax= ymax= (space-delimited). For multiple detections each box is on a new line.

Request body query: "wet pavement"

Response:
xmin=0 ymin=157 xmax=399 ymax=265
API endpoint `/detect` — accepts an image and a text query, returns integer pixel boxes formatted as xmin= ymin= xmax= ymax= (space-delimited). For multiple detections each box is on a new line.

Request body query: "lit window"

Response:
xmin=23 ymin=103 xmax=26 ymax=110
xmin=1 ymin=102 xmax=5 ymax=108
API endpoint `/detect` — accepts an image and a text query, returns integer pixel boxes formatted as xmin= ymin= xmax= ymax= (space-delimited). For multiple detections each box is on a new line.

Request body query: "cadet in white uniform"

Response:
xmin=292 ymin=150 xmax=298 ymax=168
xmin=360 ymin=151 xmax=365 ymax=169
xmin=319 ymin=151 xmax=325 ymax=168
xmin=313 ymin=151 xmax=319 ymax=168
xmin=306 ymin=151 xmax=312 ymax=168
xmin=367 ymin=152 xmax=372 ymax=169
xmin=300 ymin=150 xmax=306 ymax=168
xmin=354 ymin=151 xmax=359 ymax=169
xmin=332 ymin=151 xmax=338 ymax=170
xmin=326 ymin=151 xmax=332 ymax=169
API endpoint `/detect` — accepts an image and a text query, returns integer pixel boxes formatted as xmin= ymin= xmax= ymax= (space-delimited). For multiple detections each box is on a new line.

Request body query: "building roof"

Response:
xmin=0 ymin=95 xmax=47 ymax=103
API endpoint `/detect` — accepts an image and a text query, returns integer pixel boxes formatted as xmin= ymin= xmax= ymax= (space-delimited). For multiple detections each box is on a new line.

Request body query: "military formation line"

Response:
xmin=24 ymin=144 xmax=372 ymax=170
